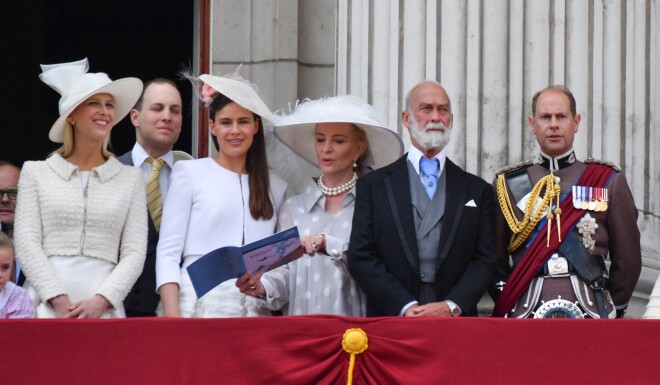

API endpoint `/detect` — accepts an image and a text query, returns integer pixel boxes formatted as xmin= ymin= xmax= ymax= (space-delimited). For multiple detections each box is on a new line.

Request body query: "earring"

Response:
xmin=69 ymin=120 xmax=75 ymax=126
xmin=353 ymin=161 xmax=358 ymax=169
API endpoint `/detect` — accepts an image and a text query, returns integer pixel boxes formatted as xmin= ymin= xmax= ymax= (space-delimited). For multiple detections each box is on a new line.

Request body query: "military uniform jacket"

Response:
xmin=492 ymin=157 xmax=641 ymax=310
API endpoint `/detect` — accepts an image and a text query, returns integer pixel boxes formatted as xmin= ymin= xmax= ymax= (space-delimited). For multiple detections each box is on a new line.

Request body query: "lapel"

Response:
xmin=436 ymin=159 xmax=467 ymax=267
xmin=118 ymin=151 xmax=158 ymax=242
xmin=117 ymin=151 xmax=134 ymax=166
xmin=384 ymin=157 xmax=419 ymax=275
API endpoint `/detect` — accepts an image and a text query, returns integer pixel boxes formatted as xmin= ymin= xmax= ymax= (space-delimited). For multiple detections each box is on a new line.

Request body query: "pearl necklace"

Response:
xmin=317 ymin=172 xmax=358 ymax=196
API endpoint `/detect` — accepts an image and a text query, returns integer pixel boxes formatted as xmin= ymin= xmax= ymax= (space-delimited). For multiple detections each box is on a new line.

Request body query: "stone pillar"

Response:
xmin=208 ymin=0 xmax=660 ymax=316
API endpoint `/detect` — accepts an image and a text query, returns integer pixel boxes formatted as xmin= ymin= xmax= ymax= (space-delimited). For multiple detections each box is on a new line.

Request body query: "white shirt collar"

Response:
xmin=131 ymin=142 xmax=174 ymax=168
xmin=407 ymin=145 xmax=447 ymax=177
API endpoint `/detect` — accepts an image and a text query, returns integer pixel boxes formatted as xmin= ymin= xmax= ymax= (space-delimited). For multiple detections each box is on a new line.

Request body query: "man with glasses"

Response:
xmin=0 ymin=160 xmax=22 ymax=284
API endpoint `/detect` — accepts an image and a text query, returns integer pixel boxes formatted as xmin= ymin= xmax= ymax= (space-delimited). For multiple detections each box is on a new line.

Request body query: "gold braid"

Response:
xmin=496 ymin=172 xmax=561 ymax=252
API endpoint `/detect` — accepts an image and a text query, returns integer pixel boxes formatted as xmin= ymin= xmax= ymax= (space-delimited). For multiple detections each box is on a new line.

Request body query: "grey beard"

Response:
xmin=409 ymin=119 xmax=452 ymax=151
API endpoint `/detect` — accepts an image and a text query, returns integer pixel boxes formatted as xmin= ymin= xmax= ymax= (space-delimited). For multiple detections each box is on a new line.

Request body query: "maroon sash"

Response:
xmin=493 ymin=163 xmax=616 ymax=317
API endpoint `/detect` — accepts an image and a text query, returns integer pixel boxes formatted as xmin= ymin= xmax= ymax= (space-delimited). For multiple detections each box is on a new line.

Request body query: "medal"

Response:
xmin=580 ymin=187 xmax=589 ymax=210
xmin=596 ymin=188 xmax=605 ymax=211
xmin=588 ymin=187 xmax=597 ymax=211
xmin=602 ymin=188 xmax=608 ymax=211
xmin=572 ymin=186 xmax=582 ymax=209
xmin=593 ymin=188 xmax=602 ymax=212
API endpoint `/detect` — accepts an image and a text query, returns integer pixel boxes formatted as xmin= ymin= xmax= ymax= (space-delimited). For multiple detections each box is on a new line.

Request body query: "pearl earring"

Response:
xmin=353 ymin=161 xmax=358 ymax=169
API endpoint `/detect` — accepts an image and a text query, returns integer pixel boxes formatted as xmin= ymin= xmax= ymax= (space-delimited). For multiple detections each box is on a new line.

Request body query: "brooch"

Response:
xmin=577 ymin=213 xmax=598 ymax=252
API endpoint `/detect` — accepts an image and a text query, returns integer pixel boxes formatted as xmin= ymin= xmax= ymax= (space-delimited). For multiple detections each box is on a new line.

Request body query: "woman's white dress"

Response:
xmin=155 ymin=158 xmax=287 ymax=317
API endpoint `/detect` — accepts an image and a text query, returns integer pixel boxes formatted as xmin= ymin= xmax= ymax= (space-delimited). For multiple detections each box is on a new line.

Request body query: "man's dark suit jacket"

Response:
xmin=348 ymin=155 xmax=496 ymax=316
xmin=117 ymin=151 xmax=160 ymax=316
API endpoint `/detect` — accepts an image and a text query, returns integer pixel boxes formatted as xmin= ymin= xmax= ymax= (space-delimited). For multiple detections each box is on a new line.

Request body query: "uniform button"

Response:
xmin=331 ymin=249 xmax=340 ymax=257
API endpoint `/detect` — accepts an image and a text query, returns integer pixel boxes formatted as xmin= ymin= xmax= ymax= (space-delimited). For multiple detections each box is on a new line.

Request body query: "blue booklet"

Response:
xmin=186 ymin=226 xmax=304 ymax=298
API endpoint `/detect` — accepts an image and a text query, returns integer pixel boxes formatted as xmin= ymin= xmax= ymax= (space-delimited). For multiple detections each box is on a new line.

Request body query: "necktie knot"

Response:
xmin=419 ymin=157 xmax=440 ymax=199
xmin=420 ymin=157 xmax=439 ymax=178
xmin=147 ymin=157 xmax=165 ymax=173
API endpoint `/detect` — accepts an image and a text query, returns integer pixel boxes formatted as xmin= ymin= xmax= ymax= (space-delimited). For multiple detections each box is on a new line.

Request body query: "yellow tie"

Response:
xmin=145 ymin=157 xmax=166 ymax=232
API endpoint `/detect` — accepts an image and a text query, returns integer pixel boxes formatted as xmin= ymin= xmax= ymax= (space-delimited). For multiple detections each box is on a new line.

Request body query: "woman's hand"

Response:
xmin=301 ymin=234 xmax=326 ymax=256
xmin=236 ymin=271 xmax=265 ymax=298
xmin=158 ymin=283 xmax=182 ymax=317
xmin=65 ymin=295 xmax=111 ymax=319
xmin=49 ymin=294 xmax=73 ymax=318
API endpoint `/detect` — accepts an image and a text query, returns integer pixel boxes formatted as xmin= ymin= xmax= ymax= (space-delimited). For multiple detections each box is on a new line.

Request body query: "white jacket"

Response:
xmin=14 ymin=154 xmax=147 ymax=309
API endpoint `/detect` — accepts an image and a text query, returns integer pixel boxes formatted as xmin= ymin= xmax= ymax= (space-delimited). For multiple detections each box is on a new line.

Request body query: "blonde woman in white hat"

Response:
xmin=14 ymin=58 xmax=147 ymax=318
xmin=236 ymin=95 xmax=403 ymax=316
xmin=155 ymin=73 xmax=287 ymax=317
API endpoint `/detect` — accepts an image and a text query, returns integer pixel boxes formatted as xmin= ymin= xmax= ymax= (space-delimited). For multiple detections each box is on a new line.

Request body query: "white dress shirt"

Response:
xmin=130 ymin=142 xmax=174 ymax=204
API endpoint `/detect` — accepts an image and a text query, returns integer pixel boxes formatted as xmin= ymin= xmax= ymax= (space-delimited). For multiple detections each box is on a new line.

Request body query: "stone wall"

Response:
xmin=209 ymin=0 xmax=660 ymax=316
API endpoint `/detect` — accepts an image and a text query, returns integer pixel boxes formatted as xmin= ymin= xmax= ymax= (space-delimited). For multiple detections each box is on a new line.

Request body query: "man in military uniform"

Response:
xmin=490 ymin=85 xmax=641 ymax=318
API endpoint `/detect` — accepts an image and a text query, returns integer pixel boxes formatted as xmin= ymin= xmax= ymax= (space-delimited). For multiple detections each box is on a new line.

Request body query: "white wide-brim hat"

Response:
xmin=39 ymin=58 xmax=143 ymax=143
xmin=199 ymin=74 xmax=276 ymax=126
xmin=273 ymin=95 xmax=403 ymax=170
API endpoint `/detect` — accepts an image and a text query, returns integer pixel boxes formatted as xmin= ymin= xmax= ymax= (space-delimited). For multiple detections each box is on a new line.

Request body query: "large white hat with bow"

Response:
xmin=39 ymin=58 xmax=143 ymax=143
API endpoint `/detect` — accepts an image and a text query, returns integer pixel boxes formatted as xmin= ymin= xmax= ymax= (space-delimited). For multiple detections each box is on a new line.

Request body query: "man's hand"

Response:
xmin=410 ymin=301 xmax=452 ymax=317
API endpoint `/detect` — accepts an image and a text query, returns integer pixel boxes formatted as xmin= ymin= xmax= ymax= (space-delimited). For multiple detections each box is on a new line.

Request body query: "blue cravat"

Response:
xmin=419 ymin=157 xmax=440 ymax=199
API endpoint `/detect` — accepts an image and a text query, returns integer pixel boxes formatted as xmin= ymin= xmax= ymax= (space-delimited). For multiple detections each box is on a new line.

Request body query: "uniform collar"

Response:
xmin=537 ymin=149 xmax=576 ymax=171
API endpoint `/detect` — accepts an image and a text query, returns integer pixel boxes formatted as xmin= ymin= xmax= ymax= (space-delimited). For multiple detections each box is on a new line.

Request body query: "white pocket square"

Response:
xmin=465 ymin=199 xmax=477 ymax=207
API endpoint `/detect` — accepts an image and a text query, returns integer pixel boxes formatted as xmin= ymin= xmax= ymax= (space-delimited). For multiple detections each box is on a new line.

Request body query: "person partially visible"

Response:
xmin=0 ymin=232 xmax=33 ymax=318
xmin=237 ymin=95 xmax=403 ymax=316
xmin=643 ymin=275 xmax=660 ymax=319
xmin=14 ymin=58 xmax=147 ymax=318
xmin=490 ymin=85 xmax=641 ymax=319
xmin=156 ymin=72 xmax=287 ymax=318
xmin=0 ymin=161 xmax=20 ymax=240
xmin=118 ymin=78 xmax=185 ymax=317
xmin=348 ymin=81 xmax=497 ymax=317
xmin=0 ymin=161 xmax=24 ymax=285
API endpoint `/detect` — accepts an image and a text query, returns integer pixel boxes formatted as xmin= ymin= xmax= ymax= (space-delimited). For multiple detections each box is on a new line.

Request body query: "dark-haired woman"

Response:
xmin=156 ymin=74 xmax=286 ymax=317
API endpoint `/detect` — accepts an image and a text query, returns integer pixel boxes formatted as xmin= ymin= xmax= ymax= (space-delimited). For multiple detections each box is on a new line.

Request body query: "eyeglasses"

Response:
xmin=0 ymin=189 xmax=18 ymax=200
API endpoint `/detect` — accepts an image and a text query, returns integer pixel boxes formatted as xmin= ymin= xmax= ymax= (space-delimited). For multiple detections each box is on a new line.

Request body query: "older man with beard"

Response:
xmin=348 ymin=81 xmax=496 ymax=317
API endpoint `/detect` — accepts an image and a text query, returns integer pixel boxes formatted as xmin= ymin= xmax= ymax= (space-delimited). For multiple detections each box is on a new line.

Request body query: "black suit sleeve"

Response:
xmin=443 ymin=179 xmax=497 ymax=313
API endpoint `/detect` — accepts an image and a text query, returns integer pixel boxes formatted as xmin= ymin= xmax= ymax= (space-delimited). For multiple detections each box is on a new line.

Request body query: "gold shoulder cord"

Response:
xmin=496 ymin=172 xmax=561 ymax=252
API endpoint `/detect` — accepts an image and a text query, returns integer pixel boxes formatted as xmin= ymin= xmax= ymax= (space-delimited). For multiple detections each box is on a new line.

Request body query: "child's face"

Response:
xmin=0 ymin=247 xmax=13 ymax=291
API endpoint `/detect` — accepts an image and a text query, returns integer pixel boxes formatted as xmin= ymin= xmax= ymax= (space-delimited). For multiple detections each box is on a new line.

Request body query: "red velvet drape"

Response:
xmin=2 ymin=316 xmax=658 ymax=385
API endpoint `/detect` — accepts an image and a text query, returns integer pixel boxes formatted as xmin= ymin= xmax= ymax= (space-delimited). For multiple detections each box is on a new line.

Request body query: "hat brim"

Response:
xmin=49 ymin=77 xmax=143 ymax=143
xmin=199 ymin=74 xmax=275 ymax=125
xmin=273 ymin=121 xmax=403 ymax=170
